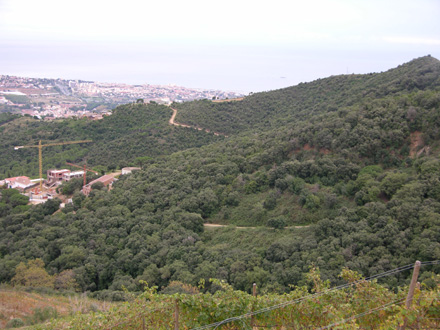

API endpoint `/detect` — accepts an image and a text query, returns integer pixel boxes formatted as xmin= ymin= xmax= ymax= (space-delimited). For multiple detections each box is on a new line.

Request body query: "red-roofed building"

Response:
xmin=82 ymin=174 xmax=115 ymax=195
xmin=4 ymin=176 xmax=35 ymax=191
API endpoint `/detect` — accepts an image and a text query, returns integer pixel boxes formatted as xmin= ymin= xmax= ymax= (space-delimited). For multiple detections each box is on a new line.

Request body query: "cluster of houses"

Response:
xmin=1 ymin=167 xmax=140 ymax=202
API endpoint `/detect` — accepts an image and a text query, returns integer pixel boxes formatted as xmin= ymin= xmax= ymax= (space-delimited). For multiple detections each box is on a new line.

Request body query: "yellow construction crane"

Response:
xmin=14 ymin=140 xmax=92 ymax=191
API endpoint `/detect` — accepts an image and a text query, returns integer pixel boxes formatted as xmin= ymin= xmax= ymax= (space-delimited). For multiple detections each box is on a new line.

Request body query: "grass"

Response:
xmin=202 ymin=225 xmax=312 ymax=252
xmin=210 ymin=189 xmax=325 ymax=227
xmin=0 ymin=287 xmax=113 ymax=329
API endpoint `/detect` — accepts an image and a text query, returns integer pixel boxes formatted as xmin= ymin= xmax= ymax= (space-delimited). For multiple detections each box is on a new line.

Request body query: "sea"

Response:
xmin=0 ymin=40 xmax=433 ymax=93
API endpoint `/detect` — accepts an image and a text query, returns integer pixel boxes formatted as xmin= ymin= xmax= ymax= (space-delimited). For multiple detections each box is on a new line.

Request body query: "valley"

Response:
xmin=0 ymin=56 xmax=440 ymax=329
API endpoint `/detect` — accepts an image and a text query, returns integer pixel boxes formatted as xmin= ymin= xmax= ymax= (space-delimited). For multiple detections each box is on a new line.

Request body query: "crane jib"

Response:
xmin=13 ymin=140 xmax=93 ymax=192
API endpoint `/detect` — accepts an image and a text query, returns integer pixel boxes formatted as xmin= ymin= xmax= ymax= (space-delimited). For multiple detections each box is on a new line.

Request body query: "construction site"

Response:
xmin=0 ymin=139 xmax=136 ymax=206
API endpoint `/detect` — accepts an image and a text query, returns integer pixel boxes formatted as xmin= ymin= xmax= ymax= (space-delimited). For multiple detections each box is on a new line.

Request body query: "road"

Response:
xmin=203 ymin=223 xmax=310 ymax=229
xmin=169 ymin=107 xmax=228 ymax=137
xmin=204 ymin=223 xmax=256 ymax=229
xmin=54 ymin=82 xmax=71 ymax=96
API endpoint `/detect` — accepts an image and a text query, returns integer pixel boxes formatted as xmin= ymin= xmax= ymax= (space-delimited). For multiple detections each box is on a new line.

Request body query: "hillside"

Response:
xmin=0 ymin=103 xmax=223 ymax=178
xmin=0 ymin=56 xmax=439 ymax=300
xmin=174 ymin=55 xmax=440 ymax=136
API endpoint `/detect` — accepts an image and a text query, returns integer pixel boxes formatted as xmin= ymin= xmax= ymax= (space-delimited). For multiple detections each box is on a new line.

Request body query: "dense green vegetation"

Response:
xmin=0 ymin=103 xmax=223 ymax=178
xmin=0 ymin=56 xmax=440 ymax=302
xmin=174 ymin=55 xmax=440 ymax=136
xmin=33 ymin=268 xmax=440 ymax=329
xmin=0 ymin=112 xmax=20 ymax=126
xmin=0 ymin=188 xmax=30 ymax=217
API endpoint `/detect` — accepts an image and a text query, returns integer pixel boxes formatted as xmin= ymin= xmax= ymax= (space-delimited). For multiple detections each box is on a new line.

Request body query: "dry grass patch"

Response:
xmin=0 ymin=289 xmax=112 ymax=328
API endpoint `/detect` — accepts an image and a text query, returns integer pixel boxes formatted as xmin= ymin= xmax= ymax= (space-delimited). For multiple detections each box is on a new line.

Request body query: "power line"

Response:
xmin=317 ymin=298 xmax=406 ymax=330
xmin=421 ymin=260 xmax=440 ymax=266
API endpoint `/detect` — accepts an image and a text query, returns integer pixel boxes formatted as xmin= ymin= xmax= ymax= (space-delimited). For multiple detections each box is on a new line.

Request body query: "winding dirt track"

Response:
xmin=204 ymin=224 xmax=256 ymax=229
xmin=169 ymin=107 xmax=228 ymax=137
xmin=168 ymin=106 xmax=309 ymax=231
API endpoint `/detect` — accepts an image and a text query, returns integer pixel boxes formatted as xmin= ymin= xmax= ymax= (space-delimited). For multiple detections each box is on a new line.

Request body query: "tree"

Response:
xmin=135 ymin=156 xmax=152 ymax=168
xmin=380 ymin=172 xmax=408 ymax=198
xmin=59 ymin=178 xmax=83 ymax=195
xmin=8 ymin=192 xmax=29 ymax=208
xmin=267 ymin=217 xmax=286 ymax=229
xmin=179 ymin=212 xmax=204 ymax=233
xmin=1 ymin=188 xmax=28 ymax=208
xmin=263 ymin=190 xmax=279 ymax=210
xmin=54 ymin=269 xmax=79 ymax=291
xmin=11 ymin=259 xmax=54 ymax=288
xmin=42 ymin=198 xmax=61 ymax=215
xmin=91 ymin=181 xmax=105 ymax=191
xmin=197 ymin=188 xmax=218 ymax=217
xmin=304 ymin=194 xmax=321 ymax=210
xmin=161 ymin=281 xmax=199 ymax=295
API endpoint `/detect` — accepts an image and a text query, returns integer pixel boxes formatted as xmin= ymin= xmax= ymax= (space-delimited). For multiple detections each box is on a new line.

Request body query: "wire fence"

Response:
xmin=105 ymin=305 xmax=173 ymax=330
xmin=80 ymin=260 xmax=439 ymax=330
xmin=191 ymin=260 xmax=440 ymax=330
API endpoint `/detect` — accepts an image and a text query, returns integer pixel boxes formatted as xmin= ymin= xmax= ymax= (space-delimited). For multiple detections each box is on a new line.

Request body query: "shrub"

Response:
xmin=6 ymin=318 xmax=24 ymax=328
xmin=266 ymin=217 xmax=286 ymax=229
xmin=27 ymin=306 xmax=58 ymax=325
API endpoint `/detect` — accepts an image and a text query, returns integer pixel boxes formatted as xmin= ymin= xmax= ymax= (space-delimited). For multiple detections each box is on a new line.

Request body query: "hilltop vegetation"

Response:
xmin=174 ymin=55 xmax=440 ymax=135
xmin=0 ymin=103 xmax=223 ymax=178
xmin=0 ymin=56 xmax=440 ymax=302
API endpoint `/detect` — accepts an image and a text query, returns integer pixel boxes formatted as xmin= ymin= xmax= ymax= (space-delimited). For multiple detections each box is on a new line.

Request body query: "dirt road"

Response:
xmin=169 ymin=108 xmax=228 ymax=137
xmin=203 ymin=223 xmax=310 ymax=229
xmin=204 ymin=223 xmax=256 ymax=229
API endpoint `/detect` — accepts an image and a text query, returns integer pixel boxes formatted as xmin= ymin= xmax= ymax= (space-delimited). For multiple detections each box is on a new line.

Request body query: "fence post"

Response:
xmin=405 ymin=261 xmax=421 ymax=309
xmin=142 ymin=316 xmax=145 ymax=330
xmin=397 ymin=260 xmax=421 ymax=330
xmin=251 ymin=283 xmax=257 ymax=329
xmin=174 ymin=298 xmax=180 ymax=330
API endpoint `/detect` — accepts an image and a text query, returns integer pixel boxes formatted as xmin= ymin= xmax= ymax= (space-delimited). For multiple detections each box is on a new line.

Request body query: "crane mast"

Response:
xmin=14 ymin=140 xmax=92 ymax=191
xmin=66 ymin=162 xmax=98 ymax=187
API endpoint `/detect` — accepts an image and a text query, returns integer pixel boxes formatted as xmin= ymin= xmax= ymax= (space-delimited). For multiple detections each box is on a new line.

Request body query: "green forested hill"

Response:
xmin=0 ymin=103 xmax=223 ymax=177
xmin=0 ymin=56 xmax=439 ymax=296
xmin=174 ymin=55 xmax=440 ymax=135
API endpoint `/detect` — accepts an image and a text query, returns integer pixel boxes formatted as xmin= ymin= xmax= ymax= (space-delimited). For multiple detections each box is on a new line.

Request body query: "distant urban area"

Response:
xmin=0 ymin=75 xmax=245 ymax=120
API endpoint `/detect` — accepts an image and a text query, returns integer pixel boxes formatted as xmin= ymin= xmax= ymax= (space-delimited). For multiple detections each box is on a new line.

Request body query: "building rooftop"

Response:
xmin=48 ymin=169 xmax=70 ymax=174
xmin=4 ymin=176 xmax=30 ymax=182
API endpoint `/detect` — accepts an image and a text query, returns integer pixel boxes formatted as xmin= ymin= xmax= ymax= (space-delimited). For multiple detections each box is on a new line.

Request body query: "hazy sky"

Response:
xmin=1 ymin=0 xmax=439 ymax=92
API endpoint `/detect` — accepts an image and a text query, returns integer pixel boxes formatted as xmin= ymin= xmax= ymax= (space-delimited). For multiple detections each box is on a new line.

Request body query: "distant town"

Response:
xmin=0 ymin=75 xmax=245 ymax=120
